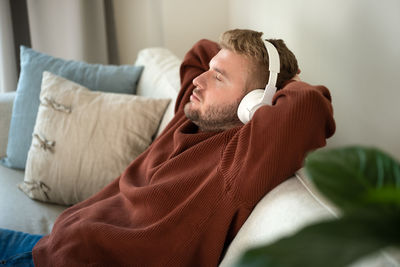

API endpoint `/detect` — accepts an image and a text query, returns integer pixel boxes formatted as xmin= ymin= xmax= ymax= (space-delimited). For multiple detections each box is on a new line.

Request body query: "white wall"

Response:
xmin=112 ymin=0 xmax=165 ymax=64
xmin=113 ymin=0 xmax=229 ymax=63
xmin=230 ymin=0 xmax=400 ymax=160
xmin=160 ymin=0 xmax=229 ymax=59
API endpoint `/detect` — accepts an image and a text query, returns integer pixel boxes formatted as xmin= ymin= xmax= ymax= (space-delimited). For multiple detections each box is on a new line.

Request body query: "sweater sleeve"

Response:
xmin=221 ymin=81 xmax=336 ymax=206
xmin=175 ymin=39 xmax=220 ymax=113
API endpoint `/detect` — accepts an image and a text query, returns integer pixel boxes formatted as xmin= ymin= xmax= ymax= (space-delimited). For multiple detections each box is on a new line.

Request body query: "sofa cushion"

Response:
xmin=1 ymin=46 xmax=144 ymax=170
xmin=0 ymin=164 xmax=66 ymax=235
xmin=19 ymin=72 xmax=169 ymax=205
xmin=134 ymin=48 xmax=181 ymax=137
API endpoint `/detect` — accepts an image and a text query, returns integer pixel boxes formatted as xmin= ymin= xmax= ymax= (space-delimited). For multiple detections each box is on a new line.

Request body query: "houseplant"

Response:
xmin=236 ymin=146 xmax=400 ymax=266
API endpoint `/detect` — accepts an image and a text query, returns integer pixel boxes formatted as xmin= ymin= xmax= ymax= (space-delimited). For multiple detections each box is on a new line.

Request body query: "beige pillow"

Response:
xmin=19 ymin=71 xmax=170 ymax=205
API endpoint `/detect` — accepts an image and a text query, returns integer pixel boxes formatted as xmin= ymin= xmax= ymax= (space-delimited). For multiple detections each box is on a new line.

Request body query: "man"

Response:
xmin=1 ymin=29 xmax=335 ymax=266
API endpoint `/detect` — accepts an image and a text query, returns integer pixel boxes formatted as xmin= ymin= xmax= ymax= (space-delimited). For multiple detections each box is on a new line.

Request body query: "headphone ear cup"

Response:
xmin=237 ymin=89 xmax=265 ymax=124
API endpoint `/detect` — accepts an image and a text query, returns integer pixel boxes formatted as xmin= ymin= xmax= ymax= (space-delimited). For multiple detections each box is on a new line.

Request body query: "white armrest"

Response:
xmin=220 ymin=169 xmax=399 ymax=266
xmin=0 ymin=92 xmax=15 ymax=158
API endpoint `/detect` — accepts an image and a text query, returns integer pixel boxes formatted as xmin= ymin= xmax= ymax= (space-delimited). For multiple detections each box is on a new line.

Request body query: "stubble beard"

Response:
xmin=184 ymin=98 xmax=242 ymax=132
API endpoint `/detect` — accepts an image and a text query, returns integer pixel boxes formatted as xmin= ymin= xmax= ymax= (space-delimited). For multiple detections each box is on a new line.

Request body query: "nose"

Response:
xmin=193 ymin=72 xmax=206 ymax=89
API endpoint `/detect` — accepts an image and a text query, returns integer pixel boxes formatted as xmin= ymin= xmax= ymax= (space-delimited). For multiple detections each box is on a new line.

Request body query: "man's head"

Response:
xmin=219 ymin=29 xmax=299 ymax=90
xmin=184 ymin=29 xmax=299 ymax=132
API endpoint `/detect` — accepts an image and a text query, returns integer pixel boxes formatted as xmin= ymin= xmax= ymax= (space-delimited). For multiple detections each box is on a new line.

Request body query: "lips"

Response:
xmin=190 ymin=89 xmax=201 ymax=102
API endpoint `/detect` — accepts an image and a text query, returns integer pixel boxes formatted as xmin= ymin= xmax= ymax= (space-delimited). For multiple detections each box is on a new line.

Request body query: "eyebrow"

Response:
xmin=209 ymin=62 xmax=229 ymax=79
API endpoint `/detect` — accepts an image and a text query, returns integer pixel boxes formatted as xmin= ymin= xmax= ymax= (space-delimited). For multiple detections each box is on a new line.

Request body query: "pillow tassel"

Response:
xmin=33 ymin=133 xmax=56 ymax=152
xmin=19 ymin=180 xmax=51 ymax=201
xmin=41 ymin=97 xmax=72 ymax=113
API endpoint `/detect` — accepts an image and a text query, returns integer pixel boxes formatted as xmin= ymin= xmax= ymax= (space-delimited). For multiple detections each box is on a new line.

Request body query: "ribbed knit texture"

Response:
xmin=33 ymin=39 xmax=335 ymax=267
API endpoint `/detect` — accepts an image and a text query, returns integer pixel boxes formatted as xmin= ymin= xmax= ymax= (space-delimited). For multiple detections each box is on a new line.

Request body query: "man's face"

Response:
xmin=184 ymin=49 xmax=251 ymax=131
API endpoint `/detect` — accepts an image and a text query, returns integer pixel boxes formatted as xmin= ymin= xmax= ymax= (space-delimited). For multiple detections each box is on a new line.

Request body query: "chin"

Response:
xmin=184 ymin=103 xmax=200 ymax=121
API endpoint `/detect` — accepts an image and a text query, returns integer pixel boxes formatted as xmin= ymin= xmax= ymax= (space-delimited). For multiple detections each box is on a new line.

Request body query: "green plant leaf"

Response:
xmin=305 ymin=146 xmax=400 ymax=213
xmin=235 ymin=211 xmax=400 ymax=267
xmin=235 ymin=146 xmax=400 ymax=267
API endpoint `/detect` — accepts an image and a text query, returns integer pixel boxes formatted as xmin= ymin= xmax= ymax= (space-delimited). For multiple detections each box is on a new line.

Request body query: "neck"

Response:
xmin=195 ymin=120 xmax=243 ymax=132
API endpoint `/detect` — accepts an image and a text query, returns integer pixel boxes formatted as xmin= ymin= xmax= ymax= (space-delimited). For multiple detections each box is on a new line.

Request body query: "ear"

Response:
xmin=292 ymin=74 xmax=301 ymax=81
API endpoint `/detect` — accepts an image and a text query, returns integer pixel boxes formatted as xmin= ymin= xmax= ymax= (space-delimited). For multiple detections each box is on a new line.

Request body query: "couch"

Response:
xmin=0 ymin=47 xmax=398 ymax=266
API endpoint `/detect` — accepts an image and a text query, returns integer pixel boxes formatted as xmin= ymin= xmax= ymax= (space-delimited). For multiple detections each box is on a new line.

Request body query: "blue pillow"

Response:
xmin=1 ymin=46 xmax=144 ymax=169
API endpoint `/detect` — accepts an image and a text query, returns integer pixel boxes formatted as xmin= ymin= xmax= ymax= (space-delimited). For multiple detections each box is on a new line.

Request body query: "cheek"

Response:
xmin=204 ymin=88 xmax=225 ymax=105
xmin=207 ymin=90 xmax=243 ymax=111
xmin=203 ymin=79 xmax=246 ymax=107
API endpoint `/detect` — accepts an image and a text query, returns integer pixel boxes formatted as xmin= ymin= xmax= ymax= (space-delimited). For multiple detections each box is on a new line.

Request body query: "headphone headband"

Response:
xmin=261 ymin=39 xmax=280 ymax=105
xmin=264 ymin=40 xmax=280 ymax=73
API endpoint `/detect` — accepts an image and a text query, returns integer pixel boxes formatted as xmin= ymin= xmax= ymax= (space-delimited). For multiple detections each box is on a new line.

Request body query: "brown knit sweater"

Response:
xmin=33 ymin=39 xmax=335 ymax=266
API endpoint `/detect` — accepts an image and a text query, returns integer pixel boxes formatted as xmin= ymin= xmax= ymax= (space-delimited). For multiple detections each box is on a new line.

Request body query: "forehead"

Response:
xmin=209 ymin=49 xmax=251 ymax=75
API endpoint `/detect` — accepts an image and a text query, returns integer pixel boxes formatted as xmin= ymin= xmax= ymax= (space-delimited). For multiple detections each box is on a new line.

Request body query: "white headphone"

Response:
xmin=237 ymin=38 xmax=280 ymax=124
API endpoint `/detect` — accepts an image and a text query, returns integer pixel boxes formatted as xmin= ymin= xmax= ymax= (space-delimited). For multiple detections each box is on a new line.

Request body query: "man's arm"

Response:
xmin=221 ymin=81 xmax=336 ymax=206
xmin=175 ymin=39 xmax=220 ymax=113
